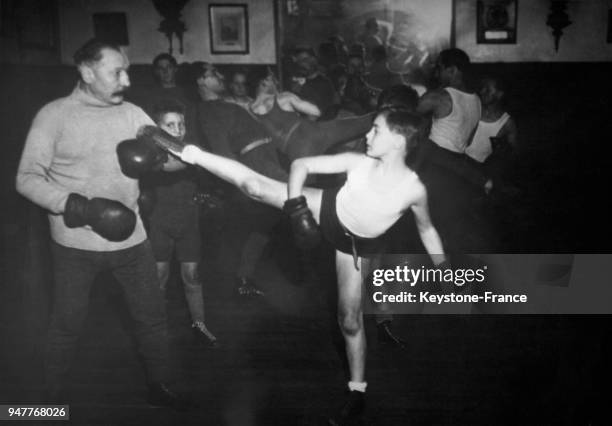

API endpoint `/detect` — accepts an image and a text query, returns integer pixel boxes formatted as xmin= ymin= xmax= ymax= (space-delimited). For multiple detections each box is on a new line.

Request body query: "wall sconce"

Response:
xmin=546 ymin=0 xmax=572 ymax=52
xmin=152 ymin=0 xmax=189 ymax=55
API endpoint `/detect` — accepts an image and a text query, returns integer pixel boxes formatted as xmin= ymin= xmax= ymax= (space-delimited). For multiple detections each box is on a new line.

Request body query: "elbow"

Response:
xmin=290 ymin=158 xmax=308 ymax=175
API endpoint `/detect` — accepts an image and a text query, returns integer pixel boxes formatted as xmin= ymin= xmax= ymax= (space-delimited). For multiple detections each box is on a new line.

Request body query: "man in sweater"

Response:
xmin=15 ymin=39 xmax=186 ymax=409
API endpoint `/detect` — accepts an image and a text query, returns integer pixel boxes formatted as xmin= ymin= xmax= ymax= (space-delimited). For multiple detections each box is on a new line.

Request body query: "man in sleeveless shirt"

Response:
xmin=417 ymin=48 xmax=492 ymax=252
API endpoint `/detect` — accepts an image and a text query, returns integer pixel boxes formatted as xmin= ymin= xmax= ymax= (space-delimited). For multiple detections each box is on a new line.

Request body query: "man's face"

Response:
xmin=479 ymin=79 xmax=502 ymax=106
xmin=295 ymin=52 xmax=318 ymax=77
xmin=81 ymin=48 xmax=130 ymax=105
xmin=434 ymin=58 xmax=452 ymax=86
xmin=197 ymin=64 xmax=225 ymax=94
xmin=229 ymin=73 xmax=248 ymax=97
xmin=154 ymin=58 xmax=176 ymax=87
xmin=365 ymin=115 xmax=401 ymax=158
xmin=158 ymin=112 xmax=186 ymax=141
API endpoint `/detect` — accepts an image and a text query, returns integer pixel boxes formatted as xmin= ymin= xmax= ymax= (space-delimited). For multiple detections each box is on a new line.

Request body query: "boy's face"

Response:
xmin=230 ymin=73 xmax=248 ymax=97
xmin=158 ymin=112 xmax=186 ymax=141
xmin=197 ymin=64 xmax=225 ymax=94
xmin=154 ymin=59 xmax=177 ymax=87
xmin=365 ymin=115 xmax=402 ymax=158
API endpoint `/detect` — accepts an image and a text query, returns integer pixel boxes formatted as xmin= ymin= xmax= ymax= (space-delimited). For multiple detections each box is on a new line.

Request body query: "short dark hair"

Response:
xmin=230 ymin=67 xmax=249 ymax=80
xmin=152 ymin=98 xmax=186 ymax=124
xmin=153 ymin=53 xmax=177 ymax=68
xmin=73 ymin=38 xmax=121 ymax=66
xmin=377 ymin=109 xmax=425 ymax=153
xmin=293 ymin=45 xmax=317 ymax=58
xmin=438 ymin=48 xmax=471 ymax=74
xmin=377 ymin=85 xmax=419 ymax=112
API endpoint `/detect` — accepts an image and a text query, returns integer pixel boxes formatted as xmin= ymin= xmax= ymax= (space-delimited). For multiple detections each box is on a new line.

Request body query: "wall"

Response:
xmin=456 ymin=0 xmax=612 ymax=62
xmin=58 ymin=0 xmax=276 ymax=64
xmin=282 ymin=0 xmax=452 ymax=56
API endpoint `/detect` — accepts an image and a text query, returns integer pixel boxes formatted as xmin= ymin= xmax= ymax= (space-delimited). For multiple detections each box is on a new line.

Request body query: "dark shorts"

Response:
xmin=319 ymin=186 xmax=388 ymax=257
xmin=149 ymin=206 xmax=201 ymax=263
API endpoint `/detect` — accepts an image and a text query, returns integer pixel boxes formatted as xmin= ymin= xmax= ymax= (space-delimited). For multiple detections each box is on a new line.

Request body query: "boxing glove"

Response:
xmin=117 ymin=138 xmax=168 ymax=179
xmin=63 ymin=193 xmax=137 ymax=242
xmin=283 ymin=195 xmax=321 ymax=250
xmin=137 ymin=125 xmax=188 ymax=157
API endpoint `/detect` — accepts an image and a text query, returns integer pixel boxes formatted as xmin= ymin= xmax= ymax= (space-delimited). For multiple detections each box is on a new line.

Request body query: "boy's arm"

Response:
xmin=410 ymin=184 xmax=446 ymax=266
xmin=287 ymin=152 xmax=363 ymax=198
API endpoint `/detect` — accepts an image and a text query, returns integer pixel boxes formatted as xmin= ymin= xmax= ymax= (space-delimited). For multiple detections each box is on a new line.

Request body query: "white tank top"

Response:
xmin=429 ymin=88 xmax=481 ymax=153
xmin=336 ymin=157 xmax=413 ymax=238
xmin=465 ymin=113 xmax=510 ymax=163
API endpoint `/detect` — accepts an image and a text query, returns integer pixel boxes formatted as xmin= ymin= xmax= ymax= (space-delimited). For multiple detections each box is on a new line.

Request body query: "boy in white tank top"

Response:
xmin=161 ymin=109 xmax=448 ymax=425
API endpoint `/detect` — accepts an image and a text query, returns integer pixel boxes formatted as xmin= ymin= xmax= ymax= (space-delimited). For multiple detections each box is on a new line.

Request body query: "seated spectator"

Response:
xmin=290 ymin=46 xmax=340 ymax=120
xmin=224 ymin=68 xmax=253 ymax=110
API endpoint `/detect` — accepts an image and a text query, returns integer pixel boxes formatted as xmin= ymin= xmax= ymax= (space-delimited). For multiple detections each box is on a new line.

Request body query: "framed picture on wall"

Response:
xmin=209 ymin=4 xmax=249 ymax=54
xmin=477 ymin=0 xmax=518 ymax=44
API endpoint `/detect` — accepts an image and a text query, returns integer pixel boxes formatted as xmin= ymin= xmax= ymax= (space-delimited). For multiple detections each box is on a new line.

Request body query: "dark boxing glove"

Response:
xmin=137 ymin=125 xmax=187 ymax=156
xmin=283 ymin=195 xmax=321 ymax=250
xmin=63 ymin=193 xmax=137 ymax=241
xmin=117 ymin=137 xmax=168 ymax=179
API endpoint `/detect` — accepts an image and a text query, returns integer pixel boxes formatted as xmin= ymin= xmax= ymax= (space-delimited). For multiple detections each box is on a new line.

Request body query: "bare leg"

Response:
xmin=180 ymin=262 xmax=204 ymax=322
xmin=156 ymin=262 xmax=170 ymax=293
xmin=336 ymin=250 xmax=366 ymax=382
xmin=185 ymin=147 xmax=323 ymax=219
xmin=181 ymin=262 xmax=217 ymax=341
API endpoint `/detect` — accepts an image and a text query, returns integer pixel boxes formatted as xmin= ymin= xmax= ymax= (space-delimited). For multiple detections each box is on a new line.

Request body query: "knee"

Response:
xmin=337 ymin=309 xmax=362 ymax=337
xmin=240 ymin=178 xmax=263 ymax=200
xmin=181 ymin=267 xmax=201 ymax=288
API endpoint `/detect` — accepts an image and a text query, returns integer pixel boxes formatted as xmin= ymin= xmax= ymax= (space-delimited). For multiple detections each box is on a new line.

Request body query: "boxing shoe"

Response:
xmin=192 ymin=321 xmax=220 ymax=349
xmin=147 ymin=383 xmax=194 ymax=411
xmin=376 ymin=320 xmax=407 ymax=349
xmin=235 ymin=277 xmax=265 ymax=297
xmin=328 ymin=390 xmax=366 ymax=426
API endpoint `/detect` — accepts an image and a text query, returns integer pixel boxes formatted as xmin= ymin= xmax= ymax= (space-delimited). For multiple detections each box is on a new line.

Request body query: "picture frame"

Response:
xmin=477 ymin=0 xmax=518 ymax=44
xmin=209 ymin=3 xmax=249 ymax=54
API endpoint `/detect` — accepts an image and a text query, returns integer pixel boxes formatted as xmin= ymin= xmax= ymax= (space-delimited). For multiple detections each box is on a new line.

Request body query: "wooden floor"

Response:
xmin=0 ymin=208 xmax=609 ymax=426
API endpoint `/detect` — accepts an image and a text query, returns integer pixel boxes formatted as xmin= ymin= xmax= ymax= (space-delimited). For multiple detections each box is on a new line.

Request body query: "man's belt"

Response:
xmin=239 ymin=137 xmax=272 ymax=156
